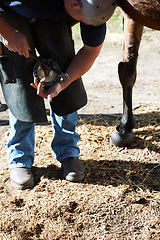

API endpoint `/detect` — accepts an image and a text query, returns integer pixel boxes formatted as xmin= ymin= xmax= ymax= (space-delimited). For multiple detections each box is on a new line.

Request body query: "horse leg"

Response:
xmin=110 ymin=13 xmax=143 ymax=147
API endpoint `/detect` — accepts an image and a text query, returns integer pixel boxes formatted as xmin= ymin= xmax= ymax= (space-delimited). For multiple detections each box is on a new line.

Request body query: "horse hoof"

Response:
xmin=110 ymin=125 xmax=134 ymax=147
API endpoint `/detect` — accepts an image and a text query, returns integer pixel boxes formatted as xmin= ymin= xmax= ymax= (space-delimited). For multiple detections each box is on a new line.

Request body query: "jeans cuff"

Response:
xmin=57 ymin=153 xmax=80 ymax=163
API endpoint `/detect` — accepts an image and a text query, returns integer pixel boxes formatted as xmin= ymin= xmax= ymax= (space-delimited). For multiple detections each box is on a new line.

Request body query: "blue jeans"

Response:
xmin=7 ymin=110 xmax=80 ymax=169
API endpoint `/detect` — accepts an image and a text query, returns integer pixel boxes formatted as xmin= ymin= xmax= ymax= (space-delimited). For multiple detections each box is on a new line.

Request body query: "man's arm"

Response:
xmin=66 ymin=43 xmax=103 ymax=85
xmin=0 ymin=17 xmax=30 ymax=57
xmin=34 ymin=43 xmax=103 ymax=101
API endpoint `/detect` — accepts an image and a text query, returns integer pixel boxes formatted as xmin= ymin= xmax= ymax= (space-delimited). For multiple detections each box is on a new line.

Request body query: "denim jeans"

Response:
xmin=7 ymin=110 xmax=80 ymax=169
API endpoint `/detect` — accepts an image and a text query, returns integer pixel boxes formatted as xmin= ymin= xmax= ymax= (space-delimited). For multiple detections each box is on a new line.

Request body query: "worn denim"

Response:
xmin=7 ymin=110 xmax=80 ymax=169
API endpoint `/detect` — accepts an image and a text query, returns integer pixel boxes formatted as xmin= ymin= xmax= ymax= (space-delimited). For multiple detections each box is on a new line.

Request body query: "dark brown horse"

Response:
xmin=110 ymin=0 xmax=160 ymax=146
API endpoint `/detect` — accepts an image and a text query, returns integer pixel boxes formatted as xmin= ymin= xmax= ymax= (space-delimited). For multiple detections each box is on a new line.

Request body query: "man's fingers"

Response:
xmin=30 ymin=83 xmax=37 ymax=89
xmin=37 ymin=80 xmax=44 ymax=95
xmin=37 ymin=78 xmax=45 ymax=92
xmin=30 ymin=77 xmax=39 ymax=89
xmin=34 ymin=77 xmax=39 ymax=87
xmin=37 ymin=78 xmax=47 ymax=99
xmin=48 ymin=94 xmax=53 ymax=102
xmin=31 ymin=78 xmax=47 ymax=99
xmin=23 ymin=51 xmax=30 ymax=58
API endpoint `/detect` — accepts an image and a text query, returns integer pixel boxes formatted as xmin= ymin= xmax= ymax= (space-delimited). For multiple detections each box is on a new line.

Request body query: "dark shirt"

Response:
xmin=0 ymin=0 xmax=106 ymax=47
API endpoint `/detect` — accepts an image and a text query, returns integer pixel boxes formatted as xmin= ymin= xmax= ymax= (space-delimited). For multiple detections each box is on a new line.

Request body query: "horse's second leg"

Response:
xmin=111 ymin=13 xmax=143 ymax=147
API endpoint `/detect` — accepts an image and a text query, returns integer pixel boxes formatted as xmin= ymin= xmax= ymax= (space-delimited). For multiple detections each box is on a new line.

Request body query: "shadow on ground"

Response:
xmin=32 ymin=159 xmax=160 ymax=192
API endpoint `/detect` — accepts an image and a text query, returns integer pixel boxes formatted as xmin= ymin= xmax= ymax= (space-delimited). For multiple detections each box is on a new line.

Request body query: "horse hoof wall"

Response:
xmin=110 ymin=125 xmax=134 ymax=147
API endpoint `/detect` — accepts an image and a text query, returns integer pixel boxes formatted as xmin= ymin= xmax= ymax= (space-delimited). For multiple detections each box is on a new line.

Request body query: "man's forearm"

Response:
xmin=64 ymin=43 xmax=103 ymax=86
xmin=0 ymin=17 xmax=15 ymax=39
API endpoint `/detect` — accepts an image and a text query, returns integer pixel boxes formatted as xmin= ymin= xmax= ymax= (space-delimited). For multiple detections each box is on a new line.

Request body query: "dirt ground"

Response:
xmin=0 ymin=15 xmax=160 ymax=239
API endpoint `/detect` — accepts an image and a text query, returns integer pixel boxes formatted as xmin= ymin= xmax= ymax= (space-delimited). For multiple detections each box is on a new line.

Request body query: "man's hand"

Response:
xmin=0 ymin=17 xmax=30 ymax=58
xmin=3 ymin=30 xmax=30 ymax=58
xmin=31 ymin=77 xmax=67 ymax=101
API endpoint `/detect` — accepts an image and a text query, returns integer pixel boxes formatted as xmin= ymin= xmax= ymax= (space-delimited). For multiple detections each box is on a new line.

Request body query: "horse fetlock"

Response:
xmin=120 ymin=118 xmax=135 ymax=133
